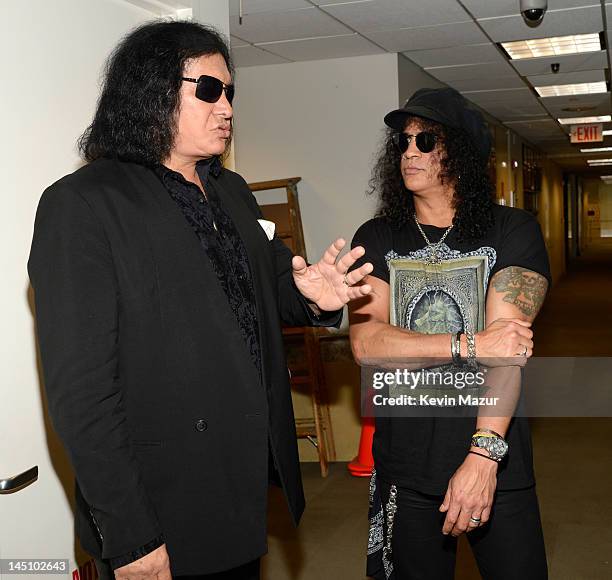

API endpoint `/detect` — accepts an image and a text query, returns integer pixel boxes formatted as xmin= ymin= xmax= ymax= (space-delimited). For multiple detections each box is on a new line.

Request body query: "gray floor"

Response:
xmin=262 ymin=241 xmax=612 ymax=579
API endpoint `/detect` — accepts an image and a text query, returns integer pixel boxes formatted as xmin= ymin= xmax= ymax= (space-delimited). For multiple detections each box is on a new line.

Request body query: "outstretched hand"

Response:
xmin=291 ymin=238 xmax=373 ymax=312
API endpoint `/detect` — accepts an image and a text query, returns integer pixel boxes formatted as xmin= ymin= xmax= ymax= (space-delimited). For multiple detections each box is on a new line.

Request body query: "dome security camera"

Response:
xmin=520 ymin=0 xmax=547 ymax=26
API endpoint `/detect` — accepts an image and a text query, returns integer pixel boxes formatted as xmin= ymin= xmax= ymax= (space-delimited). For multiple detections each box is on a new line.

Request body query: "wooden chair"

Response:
xmin=249 ymin=177 xmax=336 ymax=477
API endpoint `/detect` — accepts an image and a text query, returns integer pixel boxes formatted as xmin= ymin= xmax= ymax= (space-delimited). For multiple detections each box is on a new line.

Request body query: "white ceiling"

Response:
xmin=126 ymin=0 xmax=612 ymax=172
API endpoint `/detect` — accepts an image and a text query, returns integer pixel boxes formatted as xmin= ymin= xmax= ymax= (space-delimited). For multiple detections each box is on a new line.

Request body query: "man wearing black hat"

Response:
xmin=348 ymin=87 xmax=550 ymax=579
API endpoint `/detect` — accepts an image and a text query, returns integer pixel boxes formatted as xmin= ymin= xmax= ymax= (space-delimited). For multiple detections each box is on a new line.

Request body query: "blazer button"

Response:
xmin=195 ymin=419 xmax=208 ymax=432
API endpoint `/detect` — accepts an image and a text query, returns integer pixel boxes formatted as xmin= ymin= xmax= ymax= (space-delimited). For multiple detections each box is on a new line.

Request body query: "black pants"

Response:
xmin=94 ymin=558 xmax=260 ymax=580
xmin=378 ymin=482 xmax=547 ymax=580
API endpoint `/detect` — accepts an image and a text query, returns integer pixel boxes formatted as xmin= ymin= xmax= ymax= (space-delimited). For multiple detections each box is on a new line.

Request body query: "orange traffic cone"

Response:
xmin=348 ymin=416 xmax=375 ymax=477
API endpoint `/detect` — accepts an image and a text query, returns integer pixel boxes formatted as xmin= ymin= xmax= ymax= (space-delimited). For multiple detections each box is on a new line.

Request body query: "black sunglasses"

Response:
xmin=392 ymin=131 xmax=437 ymax=154
xmin=182 ymin=75 xmax=235 ymax=104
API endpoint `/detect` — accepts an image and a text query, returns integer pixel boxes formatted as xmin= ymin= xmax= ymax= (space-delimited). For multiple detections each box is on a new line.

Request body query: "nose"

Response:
xmin=214 ymin=90 xmax=233 ymax=119
xmin=404 ymin=135 xmax=421 ymax=158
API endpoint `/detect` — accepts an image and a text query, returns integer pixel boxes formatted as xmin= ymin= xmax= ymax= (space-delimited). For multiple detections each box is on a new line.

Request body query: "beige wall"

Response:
xmin=582 ymin=178 xmax=600 ymax=245
xmin=493 ymin=125 xmax=566 ymax=283
xmin=539 ymin=159 xmax=566 ymax=285
xmin=397 ymin=53 xmax=445 ymax=106
xmin=233 ymin=53 xmax=398 ymax=267
xmin=581 ymin=178 xmax=612 ymax=241
xmin=599 ymin=184 xmax=612 ymax=237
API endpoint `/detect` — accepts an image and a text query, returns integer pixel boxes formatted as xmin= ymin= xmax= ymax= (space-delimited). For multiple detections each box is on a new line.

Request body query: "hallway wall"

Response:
xmin=582 ymin=177 xmax=601 ymax=245
xmin=397 ymin=53 xmax=445 ymax=105
xmin=539 ymin=159 xmax=566 ymax=285
xmin=493 ymin=126 xmax=566 ymax=284
xmin=581 ymin=177 xmax=612 ymax=245
xmin=233 ymin=52 xmax=398 ymax=265
xmin=600 ymin=184 xmax=612 ymax=237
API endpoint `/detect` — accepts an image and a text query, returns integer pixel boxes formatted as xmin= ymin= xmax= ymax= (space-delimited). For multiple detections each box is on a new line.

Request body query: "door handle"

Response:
xmin=0 ymin=466 xmax=38 ymax=494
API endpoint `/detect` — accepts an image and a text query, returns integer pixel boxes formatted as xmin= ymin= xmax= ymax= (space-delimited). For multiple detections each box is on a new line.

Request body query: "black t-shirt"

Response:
xmin=351 ymin=204 xmax=551 ymax=494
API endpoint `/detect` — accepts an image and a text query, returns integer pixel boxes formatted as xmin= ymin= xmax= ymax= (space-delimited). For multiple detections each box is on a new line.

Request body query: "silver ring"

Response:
xmin=519 ymin=345 xmax=527 ymax=356
xmin=343 ymin=273 xmax=350 ymax=286
xmin=469 ymin=516 xmax=481 ymax=524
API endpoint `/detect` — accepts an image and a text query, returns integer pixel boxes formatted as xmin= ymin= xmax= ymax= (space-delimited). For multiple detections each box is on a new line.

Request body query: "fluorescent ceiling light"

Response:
xmin=558 ymin=115 xmax=611 ymax=125
xmin=501 ymin=33 xmax=601 ymax=60
xmin=603 ymin=130 xmax=612 ymax=136
xmin=535 ymin=82 xmax=607 ymax=98
xmin=589 ymin=163 xmax=612 ymax=166
xmin=581 ymin=147 xmax=612 ymax=153
xmin=587 ymin=159 xmax=612 ymax=165
xmin=600 ymin=175 xmax=612 ymax=179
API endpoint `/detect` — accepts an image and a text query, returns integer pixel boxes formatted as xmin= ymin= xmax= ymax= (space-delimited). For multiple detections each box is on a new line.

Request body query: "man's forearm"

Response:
xmin=472 ymin=366 xmax=521 ymax=459
xmin=350 ymin=322 xmax=456 ymax=369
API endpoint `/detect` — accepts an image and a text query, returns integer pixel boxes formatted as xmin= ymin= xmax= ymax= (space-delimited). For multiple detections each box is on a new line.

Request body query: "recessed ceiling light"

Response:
xmin=535 ymin=82 xmax=607 ymax=98
xmin=558 ymin=115 xmax=611 ymax=125
xmin=581 ymin=147 xmax=612 ymax=153
xmin=501 ymin=33 xmax=602 ymax=60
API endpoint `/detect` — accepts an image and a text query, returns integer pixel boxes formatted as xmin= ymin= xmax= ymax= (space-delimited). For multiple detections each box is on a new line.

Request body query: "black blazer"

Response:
xmin=28 ymin=158 xmax=339 ymax=575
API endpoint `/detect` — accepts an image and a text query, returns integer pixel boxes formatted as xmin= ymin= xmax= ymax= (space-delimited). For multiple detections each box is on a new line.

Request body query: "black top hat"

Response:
xmin=384 ymin=87 xmax=492 ymax=160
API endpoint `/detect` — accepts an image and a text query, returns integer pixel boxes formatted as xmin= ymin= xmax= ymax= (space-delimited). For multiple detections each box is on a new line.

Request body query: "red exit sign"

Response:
xmin=570 ymin=124 xmax=603 ymax=143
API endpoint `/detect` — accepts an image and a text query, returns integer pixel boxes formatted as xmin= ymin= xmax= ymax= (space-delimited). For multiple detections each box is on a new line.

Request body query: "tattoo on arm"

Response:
xmin=491 ymin=266 xmax=549 ymax=318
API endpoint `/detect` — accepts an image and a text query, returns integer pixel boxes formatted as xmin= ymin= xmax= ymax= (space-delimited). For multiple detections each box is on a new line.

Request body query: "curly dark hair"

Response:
xmin=78 ymin=20 xmax=233 ymax=166
xmin=368 ymin=116 xmax=494 ymax=242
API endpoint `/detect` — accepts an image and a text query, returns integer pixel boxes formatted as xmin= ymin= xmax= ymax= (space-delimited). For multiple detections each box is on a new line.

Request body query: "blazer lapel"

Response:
xmin=207 ymin=172 xmax=277 ymax=388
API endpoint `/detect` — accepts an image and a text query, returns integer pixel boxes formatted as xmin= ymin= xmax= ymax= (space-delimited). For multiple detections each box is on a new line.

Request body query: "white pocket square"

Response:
xmin=257 ymin=219 xmax=275 ymax=241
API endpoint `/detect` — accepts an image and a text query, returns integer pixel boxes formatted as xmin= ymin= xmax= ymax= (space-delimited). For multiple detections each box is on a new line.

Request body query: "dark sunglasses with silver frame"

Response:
xmin=182 ymin=75 xmax=235 ymax=104
xmin=392 ymin=131 xmax=437 ymax=154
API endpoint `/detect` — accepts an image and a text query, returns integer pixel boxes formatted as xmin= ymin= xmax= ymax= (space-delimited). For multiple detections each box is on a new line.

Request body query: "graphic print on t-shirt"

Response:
xmin=386 ymin=243 xmax=496 ymax=336
xmin=385 ymin=243 xmax=496 ymax=401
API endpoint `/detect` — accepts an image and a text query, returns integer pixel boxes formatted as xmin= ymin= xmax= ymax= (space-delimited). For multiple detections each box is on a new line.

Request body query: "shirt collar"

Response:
xmin=197 ymin=156 xmax=222 ymax=182
xmin=156 ymin=156 xmax=222 ymax=186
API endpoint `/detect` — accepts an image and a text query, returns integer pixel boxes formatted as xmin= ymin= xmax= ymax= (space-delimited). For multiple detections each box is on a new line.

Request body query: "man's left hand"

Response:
xmin=439 ymin=451 xmax=498 ymax=537
xmin=292 ymin=238 xmax=373 ymax=311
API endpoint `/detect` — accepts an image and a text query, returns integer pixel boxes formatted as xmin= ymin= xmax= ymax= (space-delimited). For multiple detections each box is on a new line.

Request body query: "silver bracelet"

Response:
xmin=465 ymin=329 xmax=477 ymax=368
xmin=450 ymin=332 xmax=461 ymax=364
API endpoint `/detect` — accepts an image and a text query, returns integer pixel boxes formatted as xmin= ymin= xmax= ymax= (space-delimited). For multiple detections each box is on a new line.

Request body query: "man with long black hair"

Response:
xmin=28 ymin=20 xmax=372 ymax=580
xmin=349 ymin=88 xmax=550 ymax=579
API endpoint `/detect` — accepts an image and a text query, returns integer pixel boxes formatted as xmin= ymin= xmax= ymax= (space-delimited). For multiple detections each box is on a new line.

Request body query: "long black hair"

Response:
xmin=368 ymin=116 xmax=494 ymax=242
xmin=78 ymin=20 xmax=233 ymax=166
